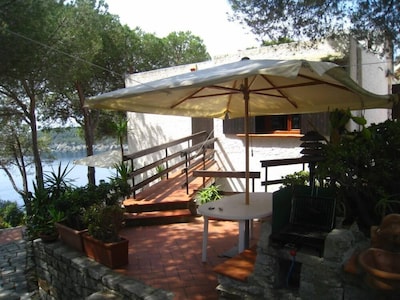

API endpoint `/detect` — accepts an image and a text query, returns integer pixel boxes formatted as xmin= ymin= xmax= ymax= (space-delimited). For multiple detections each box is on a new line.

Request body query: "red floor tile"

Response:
xmin=117 ymin=217 xmax=261 ymax=299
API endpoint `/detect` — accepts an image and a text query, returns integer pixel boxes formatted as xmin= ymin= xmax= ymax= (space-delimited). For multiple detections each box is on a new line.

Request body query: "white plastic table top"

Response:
xmin=198 ymin=192 xmax=273 ymax=220
xmin=198 ymin=192 xmax=273 ymax=262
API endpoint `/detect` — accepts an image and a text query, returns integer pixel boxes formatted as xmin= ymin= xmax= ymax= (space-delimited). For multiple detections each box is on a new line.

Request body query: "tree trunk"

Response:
xmin=76 ymin=81 xmax=96 ymax=185
xmin=22 ymin=80 xmax=44 ymax=190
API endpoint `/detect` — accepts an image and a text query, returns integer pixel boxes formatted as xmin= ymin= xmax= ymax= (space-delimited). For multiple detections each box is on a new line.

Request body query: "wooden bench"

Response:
xmin=213 ymin=247 xmax=257 ymax=282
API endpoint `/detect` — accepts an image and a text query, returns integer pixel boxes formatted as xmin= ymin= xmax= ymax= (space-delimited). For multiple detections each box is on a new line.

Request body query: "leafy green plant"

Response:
xmin=316 ymin=118 xmax=400 ymax=233
xmin=44 ymin=162 xmax=75 ymax=200
xmin=281 ymin=171 xmax=310 ymax=188
xmin=84 ymin=203 xmax=125 ymax=243
xmin=110 ymin=161 xmax=132 ymax=199
xmin=155 ymin=165 xmax=167 ymax=180
xmin=197 ymin=184 xmax=221 ymax=205
xmin=0 ymin=201 xmax=25 ymax=228
xmin=28 ymin=183 xmax=64 ymax=239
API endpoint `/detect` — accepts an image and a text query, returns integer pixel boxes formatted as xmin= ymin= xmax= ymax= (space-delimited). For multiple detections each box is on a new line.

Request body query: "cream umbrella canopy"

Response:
xmin=85 ymin=58 xmax=396 ymax=204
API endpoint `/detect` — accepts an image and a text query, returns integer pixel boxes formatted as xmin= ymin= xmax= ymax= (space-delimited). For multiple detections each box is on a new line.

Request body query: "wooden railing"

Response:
xmin=123 ymin=131 xmax=217 ymax=198
xmin=193 ymin=170 xmax=261 ymax=192
xmin=260 ymin=157 xmax=308 ymax=191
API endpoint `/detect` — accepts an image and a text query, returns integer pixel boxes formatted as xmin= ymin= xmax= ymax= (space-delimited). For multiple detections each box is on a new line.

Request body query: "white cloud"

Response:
xmin=106 ymin=0 xmax=259 ymax=56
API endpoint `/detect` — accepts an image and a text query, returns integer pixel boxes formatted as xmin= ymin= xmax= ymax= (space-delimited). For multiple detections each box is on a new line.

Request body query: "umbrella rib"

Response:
xmin=259 ymin=75 xmax=298 ymax=108
xmin=170 ymin=85 xmax=242 ymax=108
xmin=170 ymin=87 xmax=205 ymax=109
xmin=298 ymin=74 xmax=350 ymax=91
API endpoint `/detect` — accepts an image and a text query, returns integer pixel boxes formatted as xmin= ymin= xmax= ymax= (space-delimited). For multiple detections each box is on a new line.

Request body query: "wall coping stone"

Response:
xmin=33 ymin=239 xmax=173 ymax=300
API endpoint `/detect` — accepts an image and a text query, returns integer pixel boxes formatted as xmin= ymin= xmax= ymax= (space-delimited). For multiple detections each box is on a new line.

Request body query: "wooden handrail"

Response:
xmin=193 ymin=170 xmax=261 ymax=192
xmin=193 ymin=170 xmax=260 ymax=179
xmin=260 ymin=157 xmax=307 ymax=190
xmin=123 ymin=131 xmax=217 ymax=198
xmin=123 ymin=131 xmax=207 ymax=161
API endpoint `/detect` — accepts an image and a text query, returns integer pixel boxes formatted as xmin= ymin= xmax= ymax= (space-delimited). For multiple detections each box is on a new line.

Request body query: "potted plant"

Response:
xmin=81 ymin=180 xmax=129 ymax=268
xmin=28 ymin=183 xmax=65 ymax=242
xmin=82 ymin=201 xmax=128 ymax=268
xmin=156 ymin=165 xmax=167 ymax=180
xmin=54 ymin=185 xmax=98 ymax=252
xmin=197 ymin=184 xmax=222 ymax=205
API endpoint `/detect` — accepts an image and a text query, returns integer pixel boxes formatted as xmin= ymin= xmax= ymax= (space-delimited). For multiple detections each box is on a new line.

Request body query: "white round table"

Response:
xmin=198 ymin=192 xmax=273 ymax=262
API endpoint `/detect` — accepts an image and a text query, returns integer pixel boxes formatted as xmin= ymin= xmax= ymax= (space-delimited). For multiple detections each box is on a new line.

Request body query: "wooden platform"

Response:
xmin=213 ymin=247 xmax=257 ymax=282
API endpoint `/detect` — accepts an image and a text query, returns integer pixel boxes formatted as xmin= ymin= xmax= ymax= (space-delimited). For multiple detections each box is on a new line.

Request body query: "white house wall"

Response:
xmin=126 ymin=39 xmax=389 ymax=193
xmin=349 ymin=38 xmax=391 ymax=129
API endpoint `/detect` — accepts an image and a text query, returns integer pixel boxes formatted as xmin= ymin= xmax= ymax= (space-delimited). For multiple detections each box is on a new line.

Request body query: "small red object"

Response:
xmin=290 ymin=249 xmax=297 ymax=256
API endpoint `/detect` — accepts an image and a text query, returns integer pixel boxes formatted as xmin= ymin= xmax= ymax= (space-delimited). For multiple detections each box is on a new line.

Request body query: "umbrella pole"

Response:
xmin=243 ymin=78 xmax=250 ymax=205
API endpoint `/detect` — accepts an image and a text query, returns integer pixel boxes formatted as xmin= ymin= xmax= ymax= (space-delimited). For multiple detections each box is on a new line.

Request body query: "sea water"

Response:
xmin=0 ymin=155 xmax=115 ymax=208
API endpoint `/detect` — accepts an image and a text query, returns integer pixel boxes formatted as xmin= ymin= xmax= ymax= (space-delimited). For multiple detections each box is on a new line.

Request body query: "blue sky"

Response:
xmin=106 ymin=0 xmax=259 ymax=56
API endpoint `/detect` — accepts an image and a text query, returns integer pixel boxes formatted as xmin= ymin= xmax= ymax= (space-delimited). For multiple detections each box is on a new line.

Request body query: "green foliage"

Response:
xmin=162 ymin=31 xmax=211 ymax=66
xmin=38 ymin=127 xmax=84 ymax=147
xmin=197 ymin=185 xmax=221 ymax=205
xmin=0 ymin=201 xmax=25 ymax=228
xmin=262 ymin=37 xmax=295 ymax=46
xmin=27 ymin=183 xmax=65 ymax=238
xmin=281 ymin=171 xmax=310 ymax=188
xmin=84 ymin=204 xmax=124 ymax=243
xmin=316 ymin=119 xmax=400 ymax=232
xmin=227 ymin=0 xmax=399 ymax=57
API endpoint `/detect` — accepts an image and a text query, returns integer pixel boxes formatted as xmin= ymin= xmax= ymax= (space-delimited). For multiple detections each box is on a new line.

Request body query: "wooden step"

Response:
xmin=124 ymin=200 xmax=194 ymax=213
xmin=124 ymin=209 xmax=196 ymax=226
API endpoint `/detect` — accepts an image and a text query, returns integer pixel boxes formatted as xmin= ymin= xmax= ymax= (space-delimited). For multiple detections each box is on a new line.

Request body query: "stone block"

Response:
xmin=86 ymin=289 xmax=123 ymax=300
xmin=324 ymin=229 xmax=354 ymax=262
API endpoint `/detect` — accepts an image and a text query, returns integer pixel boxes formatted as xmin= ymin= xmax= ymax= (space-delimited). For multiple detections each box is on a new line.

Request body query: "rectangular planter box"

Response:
xmin=55 ymin=222 xmax=88 ymax=252
xmin=82 ymin=233 xmax=129 ymax=269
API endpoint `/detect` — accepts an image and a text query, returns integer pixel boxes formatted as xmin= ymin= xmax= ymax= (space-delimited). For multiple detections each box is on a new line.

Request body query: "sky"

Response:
xmin=105 ymin=0 xmax=260 ymax=57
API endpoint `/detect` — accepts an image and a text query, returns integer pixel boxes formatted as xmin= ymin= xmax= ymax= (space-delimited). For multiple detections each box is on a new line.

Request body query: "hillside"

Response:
xmin=39 ymin=127 xmax=120 ymax=154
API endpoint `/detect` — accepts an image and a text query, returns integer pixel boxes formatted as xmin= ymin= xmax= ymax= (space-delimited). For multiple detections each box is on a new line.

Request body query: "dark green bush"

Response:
xmin=0 ymin=201 xmax=25 ymax=228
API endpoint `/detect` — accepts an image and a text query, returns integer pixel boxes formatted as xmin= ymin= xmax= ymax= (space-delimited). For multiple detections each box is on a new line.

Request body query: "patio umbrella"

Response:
xmin=85 ymin=58 xmax=396 ymax=204
xmin=73 ymin=150 xmax=122 ymax=169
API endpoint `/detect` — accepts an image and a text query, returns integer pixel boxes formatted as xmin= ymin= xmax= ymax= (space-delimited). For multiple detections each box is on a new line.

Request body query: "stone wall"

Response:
xmin=217 ymin=220 xmax=384 ymax=299
xmin=33 ymin=239 xmax=173 ymax=300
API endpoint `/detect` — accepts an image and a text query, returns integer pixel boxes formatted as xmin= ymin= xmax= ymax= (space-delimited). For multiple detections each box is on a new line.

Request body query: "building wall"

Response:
xmin=126 ymin=39 xmax=390 ymax=193
xmin=349 ymin=38 xmax=391 ymax=129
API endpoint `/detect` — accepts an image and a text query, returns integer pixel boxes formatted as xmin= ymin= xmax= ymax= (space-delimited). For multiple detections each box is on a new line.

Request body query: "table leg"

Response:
xmin=202 ymin=216 xmax=209 ymax=262
xmin=244 ymin=220 xmax=250 ymax=249
xmin=238 ymin=220 xmax=246 ymax=253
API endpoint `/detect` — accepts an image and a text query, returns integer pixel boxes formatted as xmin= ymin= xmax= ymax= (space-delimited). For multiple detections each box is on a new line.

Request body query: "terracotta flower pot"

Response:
xmin=55 ymin=222 xmax=88 ymax=252
xmin=82 ymin=233 xmax=129 ymax=269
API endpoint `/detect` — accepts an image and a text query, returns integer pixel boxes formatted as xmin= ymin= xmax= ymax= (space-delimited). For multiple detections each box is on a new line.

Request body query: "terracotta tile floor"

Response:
xmin=0 ymin=220 xmax=261 ymax=299
xmin=117 ymin=217 xmax=261 ymax=300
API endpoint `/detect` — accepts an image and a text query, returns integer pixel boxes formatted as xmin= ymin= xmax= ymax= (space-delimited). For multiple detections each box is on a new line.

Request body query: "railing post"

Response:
xmin=130 ymin=159 xmax=136 ymax=198
xmin=202 ymin=146 xmax=206 ymax=187
xmin=184 ymin=152 xmax=189 ymax=194
xmin=165 ymin=148 xmax=169 ymax=179
xmin=264 ymin=163 xmax=269 ymax=192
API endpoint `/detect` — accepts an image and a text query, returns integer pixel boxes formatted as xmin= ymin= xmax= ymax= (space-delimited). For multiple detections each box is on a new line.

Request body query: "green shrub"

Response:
xmin=0 ymin=201 xmax=25 ymax=228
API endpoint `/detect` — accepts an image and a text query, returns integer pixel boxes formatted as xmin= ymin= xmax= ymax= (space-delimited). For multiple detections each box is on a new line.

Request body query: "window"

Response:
xmin=255 ymin=115 xmax=300 ymax=133
xmin=223 ymin=112 xmax=329 ymax=136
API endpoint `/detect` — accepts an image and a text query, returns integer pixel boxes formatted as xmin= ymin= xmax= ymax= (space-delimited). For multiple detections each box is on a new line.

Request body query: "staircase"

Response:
xmin=121 ymin=131 xmax=219 ymax=227
xmin=123 ymin=163 xmax=217 ymax=226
